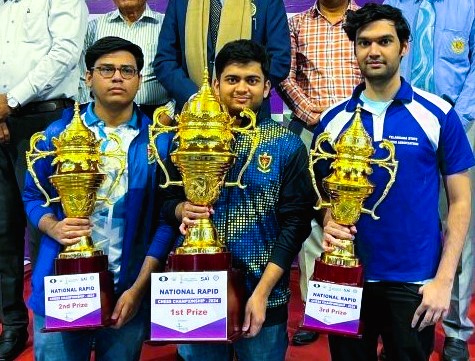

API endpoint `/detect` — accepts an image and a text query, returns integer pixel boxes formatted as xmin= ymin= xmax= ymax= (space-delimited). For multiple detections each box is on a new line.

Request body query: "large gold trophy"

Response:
xmin=149 ymin=69 xmax=258 ymax=341
xmin=26 ymin=103 xmax=125 ymax=330
xmin=304 ymin=106 xmax=398 ymax=336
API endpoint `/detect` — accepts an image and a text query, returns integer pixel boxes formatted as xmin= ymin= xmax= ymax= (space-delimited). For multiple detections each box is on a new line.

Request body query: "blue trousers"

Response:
xmin=177 ymin=321 xmax=288 ymax=361
xmin=33 ymin=305 xmax=149 ymax=361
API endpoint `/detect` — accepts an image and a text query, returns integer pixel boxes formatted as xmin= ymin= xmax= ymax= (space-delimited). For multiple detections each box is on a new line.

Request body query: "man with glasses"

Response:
xmin=23 ymin=36 xmax=175 ymax=361
xmin=78 ymin=0 xmax=174 ymax=123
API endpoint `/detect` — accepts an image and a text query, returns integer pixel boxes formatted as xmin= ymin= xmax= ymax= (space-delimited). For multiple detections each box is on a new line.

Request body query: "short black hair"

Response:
xmin=215 ymin=40 xmax=270 ymax=80
xmin=343 ymin=3 xmax=411 ymax=44
xmin=85 ymin=36 xmax=144 ymax=72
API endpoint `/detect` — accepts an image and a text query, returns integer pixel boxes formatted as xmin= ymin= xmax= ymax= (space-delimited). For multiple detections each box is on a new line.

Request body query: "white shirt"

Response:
xmin=0 ymin=0 xmax=88 ymax=105
xmin=78 ymin=4 xmax=174 ymax=114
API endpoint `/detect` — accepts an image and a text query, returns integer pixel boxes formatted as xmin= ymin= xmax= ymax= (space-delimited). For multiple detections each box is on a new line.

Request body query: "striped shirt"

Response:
xmin=279 ymin=1 xmax=362 ymax=124
xmin=78 ymin=4 xmax=174 ymax=114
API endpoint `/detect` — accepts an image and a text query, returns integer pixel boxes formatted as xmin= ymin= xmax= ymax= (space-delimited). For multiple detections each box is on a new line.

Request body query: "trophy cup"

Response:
xmin=303 ymin=105 xmax=398 ymax=336
xmin=26 ymin=102 xmax=125 ymax=331
xmin=148 ymin=69 xmax=258 ymax=342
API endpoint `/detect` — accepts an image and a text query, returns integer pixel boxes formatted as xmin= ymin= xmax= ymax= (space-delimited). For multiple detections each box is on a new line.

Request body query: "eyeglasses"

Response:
xmin=91 ymin=66 xmax=138 ymax=79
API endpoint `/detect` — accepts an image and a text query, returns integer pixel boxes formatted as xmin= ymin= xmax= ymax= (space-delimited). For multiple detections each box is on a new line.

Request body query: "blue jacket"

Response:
xmin=384 ymin=0 xmax=475 ymax=127
xmin=23 ymin=104 xmax=175 ymax=316
xmin=153 ymin=0 xmax=291 ymax=111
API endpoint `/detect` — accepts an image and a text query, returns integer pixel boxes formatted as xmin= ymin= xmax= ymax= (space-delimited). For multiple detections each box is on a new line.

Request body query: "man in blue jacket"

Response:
xmin=23 ymin=37 xmax=174 ymax=361
xmin=153 ymin=0 xmax=290 ymax=115
xmin=382 ymin=1 xmax=475 ymax=359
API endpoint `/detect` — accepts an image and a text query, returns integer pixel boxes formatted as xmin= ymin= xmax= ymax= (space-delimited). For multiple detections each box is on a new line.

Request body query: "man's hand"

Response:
xmin=110 ymin=288 xmax=141 ymax=329
xmin=411 ymin=278 xmax=452 ymax=331
xmin=0 ymin=94 xmax=11 ymax=143
xmin=322 ymin=212 xmax=356 ymax=252
xmin=159 ymin=112 xmax=174 ymax=126
xmin=42 ymin=216 xmax=92 ymax=246
xmin=176 ymin=201 xmax=214 ymax=235
xmin=242 ymin=292 xmax=268 ymax=338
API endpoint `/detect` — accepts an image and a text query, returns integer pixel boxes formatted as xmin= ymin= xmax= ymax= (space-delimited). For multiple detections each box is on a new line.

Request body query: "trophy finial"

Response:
xmin=182 ymin=67 xmax=223 ymax=117
xmin=335 ymin=105 xmax=374 ymax=159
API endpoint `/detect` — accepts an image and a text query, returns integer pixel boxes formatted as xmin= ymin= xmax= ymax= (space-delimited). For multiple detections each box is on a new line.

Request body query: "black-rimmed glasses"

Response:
xmin=91 ymin=66 xmax=138 ymax=79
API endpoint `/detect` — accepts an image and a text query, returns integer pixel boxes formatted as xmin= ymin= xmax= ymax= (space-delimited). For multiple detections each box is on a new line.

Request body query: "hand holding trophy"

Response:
xmin=26 ymin=102 xmax=125 ymax=331
xmin=303 ymin=106 xmax=398 ymax=336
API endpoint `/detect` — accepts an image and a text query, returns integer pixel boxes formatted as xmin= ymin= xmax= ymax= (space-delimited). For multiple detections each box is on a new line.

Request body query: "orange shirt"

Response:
xmin=279 ymin=1 xmax=362 ymax=124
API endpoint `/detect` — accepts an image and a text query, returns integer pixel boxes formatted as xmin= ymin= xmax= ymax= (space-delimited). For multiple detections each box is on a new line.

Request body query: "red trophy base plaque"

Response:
xmin=42 ymin=255 xmax=114 ymax=332
xmin=148 ymin=252 xmax=245 ymax=344
xmin=301 ymin=258 xmax=364 ymax=337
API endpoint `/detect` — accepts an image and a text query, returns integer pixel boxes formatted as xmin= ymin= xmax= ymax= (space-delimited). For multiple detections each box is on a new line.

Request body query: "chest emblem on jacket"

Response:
xmin=451 ymin=37 xmax=466 ymax=54
xmin=258 ymin=152 xmax=272 ymax=173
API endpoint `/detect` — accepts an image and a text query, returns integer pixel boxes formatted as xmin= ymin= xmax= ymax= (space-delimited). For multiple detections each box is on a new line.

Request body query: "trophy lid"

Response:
xmin=52 ymin=102 xmax=102 ymax=173
xmin=181 ymin=68 xmax=226 ymax=117
xmin=335 ymin=106 xmax=374 ymax=158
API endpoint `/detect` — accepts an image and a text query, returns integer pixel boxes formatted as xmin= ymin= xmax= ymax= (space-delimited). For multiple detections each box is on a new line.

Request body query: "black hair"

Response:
xmin=85 ymin=36 xmax=144 ymax=72
xmin=343 ymin=3 xmax=411 ymax=44
xmin=215 ymin=39 xmax=270 ymax=80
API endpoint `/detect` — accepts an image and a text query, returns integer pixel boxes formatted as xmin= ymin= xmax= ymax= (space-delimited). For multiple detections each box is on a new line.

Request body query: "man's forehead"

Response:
xmin=356 ymin=19 xmax=397 ymax=38
xmin=95 ymin=50 xmax=137 ymax=65
xmin=221 ymin=61 xmax=264 ymax=76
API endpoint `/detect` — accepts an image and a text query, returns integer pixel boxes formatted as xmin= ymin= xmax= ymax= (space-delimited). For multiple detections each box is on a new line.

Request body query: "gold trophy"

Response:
xmin=26 ymin=102 xmax=125 ymax=330
xmin=148 ymin=69 xmax=258 ymax=341
xmin=304 ymin=105 xmax=398 ymax=336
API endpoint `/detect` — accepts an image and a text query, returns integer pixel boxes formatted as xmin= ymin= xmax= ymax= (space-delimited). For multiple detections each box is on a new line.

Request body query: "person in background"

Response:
xmin=153 ymin=0 xmax=291 ymax=117
xmin=0 ymin=1 xmax=88 ymax=359
xmin=315 ymin=4 xmax=474 ymax=360
xmin=277 ymin=0 xmax=362 ymax=346
xmin=78 ymin=0 xmax=175 ymax=123
xmin=383 ymin=1 xmax=475 ymax=359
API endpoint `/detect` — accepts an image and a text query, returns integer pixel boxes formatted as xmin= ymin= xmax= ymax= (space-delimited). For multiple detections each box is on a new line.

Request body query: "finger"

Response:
xmin=110 ymin=300 xmax=124 ymax=329
xmin=64 ymin=218 xmax=92 ymax=226
xmin=179 ymin=223 xmax=187 ymax=235
xmin=0 ymin=123 xmax=8 ymax=143
xmin=411 ymin=304 xmax=425 ymax=328
xmin=323 ymin=233 xmax=348 ymax=249
xmin=418 ymin=309 xmax=435 ymax=331
xmin=241 ymin=308 xmax=251 ymax=333
xmin=324 ymin=224 xmax=354 ymax=241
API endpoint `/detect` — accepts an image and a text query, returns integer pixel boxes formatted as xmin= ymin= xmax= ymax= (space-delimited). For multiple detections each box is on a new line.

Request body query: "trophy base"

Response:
xmin=301 ymin=258 xmax=364 ymax=338
xmin=42 ymin=255 xmax=115 ymax=332
xmin=148 ymin=252 xmax=244 ymax=344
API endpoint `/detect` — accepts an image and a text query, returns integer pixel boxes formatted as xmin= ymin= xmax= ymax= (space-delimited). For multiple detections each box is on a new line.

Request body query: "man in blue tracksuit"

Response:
xmin=382 ymin=1 xmax=475 ymax=359
xmin=23 ymin=37 xmax=174 ymax=361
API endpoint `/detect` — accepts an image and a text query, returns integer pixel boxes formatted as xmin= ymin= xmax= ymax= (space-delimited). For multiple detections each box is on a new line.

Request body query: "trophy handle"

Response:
xmin=225 ymin=108 xmax=259 ymax=189
xmin=25 ymin=131 xmax=60 ymax=207
xmin=96 ymin=132 xmax=127 ymax=204
xmin=309 ymin=132 xmax=336 ymax=211
xmin=148 ymin=106 xmax=183 ymax=188
xmin=362 ymin=139 xmax=399 ymax=220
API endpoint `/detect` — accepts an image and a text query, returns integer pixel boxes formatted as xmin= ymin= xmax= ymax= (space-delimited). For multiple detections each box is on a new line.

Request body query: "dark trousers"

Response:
xmin=329 ymin=282 xmax=435 ymax=361
xmin=0 ymin=106 xmax=67 ymax=331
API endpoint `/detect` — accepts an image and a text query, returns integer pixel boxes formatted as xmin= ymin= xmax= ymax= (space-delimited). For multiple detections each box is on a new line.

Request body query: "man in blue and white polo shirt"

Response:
xmin=23 ymin=37 xmax=175 ymax=361
xmin=313 ymin=4 xmax=475 ymax=361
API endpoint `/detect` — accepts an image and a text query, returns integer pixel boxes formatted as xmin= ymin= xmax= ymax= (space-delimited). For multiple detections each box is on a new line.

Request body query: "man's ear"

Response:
xmin=263 ymin=79 xmax=271 ymax=99
xmin=85 ymin=70 xmax=93 ymax=88
xmin=138 ymin=73 xmax=142 ymax=89
xmin=213 ymin=78 xmax=221 ymax=101
xmin=400 ymin=40 xmax=409 ymax=57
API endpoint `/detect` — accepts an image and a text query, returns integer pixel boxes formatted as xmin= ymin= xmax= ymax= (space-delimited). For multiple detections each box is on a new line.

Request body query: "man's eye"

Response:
xmin=121 ymin=66 xmax=136 ymax=76
xmin=102 ymin=66 xmax=115 ymax=73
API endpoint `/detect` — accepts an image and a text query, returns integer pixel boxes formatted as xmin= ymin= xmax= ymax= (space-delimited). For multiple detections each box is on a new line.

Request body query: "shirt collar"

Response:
xmin=108 ymin=4 xmax=160 ymax=24
xmin=346 ymin=77 xmax=413 ymax=112
xmin=85 ymin=103 xmax=139 ymax=130
xmin=312 ymin=1 xmax=359 ymax=19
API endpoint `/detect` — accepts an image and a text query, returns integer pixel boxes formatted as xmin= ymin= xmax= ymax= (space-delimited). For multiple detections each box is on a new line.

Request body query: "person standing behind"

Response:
xmin=153 ymin=0 xmax=290 ymax=115
xmin=78 ymin=0 xmax=174 ymax=123
xmin=277 ymin=0 xmax=362 ymax=346
xmin=0 ymin=1 xmax=87 ymax=359
xmin=316 ymin=4 xmax=474 ymax=360
xmin=382 ymin=1 xmax=475 ymax=360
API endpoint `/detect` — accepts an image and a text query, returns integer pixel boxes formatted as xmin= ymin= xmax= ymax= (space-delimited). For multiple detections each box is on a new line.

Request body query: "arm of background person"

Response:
xmin=77 ymin=18 xmax=97 ymax=104
xmin=277 ymin=15 xmax=323 ymax=125
xmin=8 ymin=0 xmax=88 ymax=105
xmin=265 ymin=0 xmax=291 ymax=88
xmin=153 ymin=0 xmax=198 ymax=111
